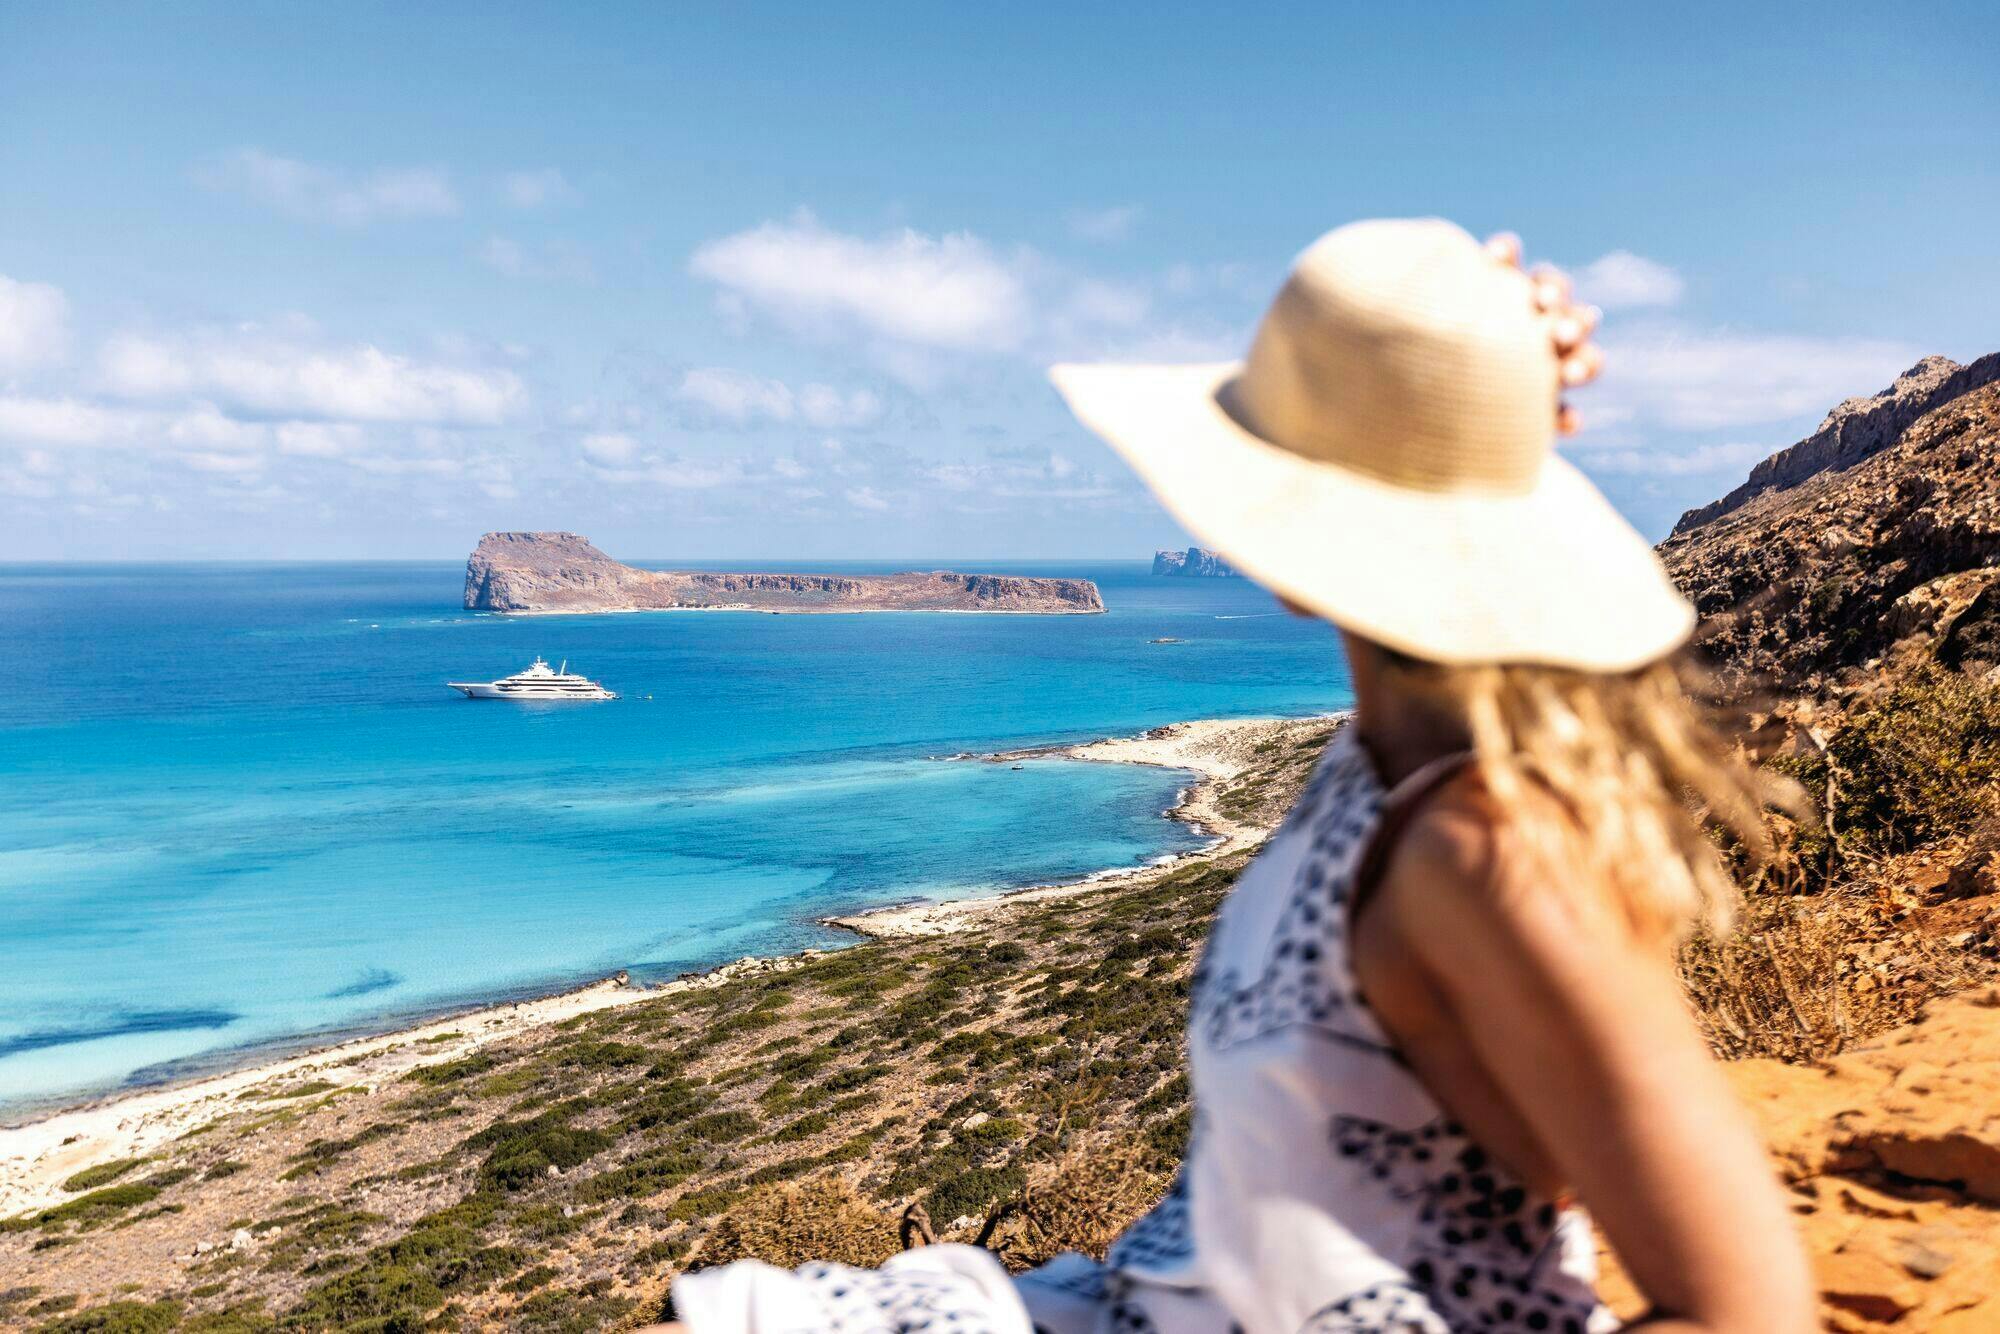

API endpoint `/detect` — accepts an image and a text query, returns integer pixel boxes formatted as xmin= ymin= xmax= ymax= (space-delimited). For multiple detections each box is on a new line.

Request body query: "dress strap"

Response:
xmin=1351 ymin=748 xmax=1480 ymax=916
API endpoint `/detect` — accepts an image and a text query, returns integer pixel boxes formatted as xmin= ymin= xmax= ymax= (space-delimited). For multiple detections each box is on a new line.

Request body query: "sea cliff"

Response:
xmin=465 ymin=532 xmax=1105 ymax=614
xmin=1151 ymin=547 xmax=1238 ymax=577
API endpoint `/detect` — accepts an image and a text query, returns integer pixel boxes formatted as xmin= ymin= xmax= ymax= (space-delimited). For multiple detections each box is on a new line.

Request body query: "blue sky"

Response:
xmin=2 ymin=2 xmax=1994 ymax=560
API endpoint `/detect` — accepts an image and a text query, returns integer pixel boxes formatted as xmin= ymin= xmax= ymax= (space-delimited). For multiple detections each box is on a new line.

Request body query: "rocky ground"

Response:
xmin=1659 ymin=379 xmax=2000 ymax=705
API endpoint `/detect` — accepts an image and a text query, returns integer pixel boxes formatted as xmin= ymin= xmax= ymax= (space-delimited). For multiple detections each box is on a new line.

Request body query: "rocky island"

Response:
xmin=464 ymin=532 xmax=1105 ymax=615
xmin=1152 ymin=546 xmax=1239 ymax=577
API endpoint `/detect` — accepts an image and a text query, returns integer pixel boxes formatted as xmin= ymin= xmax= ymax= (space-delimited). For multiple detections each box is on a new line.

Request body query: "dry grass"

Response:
xmin=691 ymin=1177 xmax=900 ymax=1271
xmin=978 ymin=1134 xmax=1167 ymax=1269
xmin=1678 ymin=664 xmax=2000 ymax=1063
xmin=1680 ymin=883 xmax=1985 ymax=1064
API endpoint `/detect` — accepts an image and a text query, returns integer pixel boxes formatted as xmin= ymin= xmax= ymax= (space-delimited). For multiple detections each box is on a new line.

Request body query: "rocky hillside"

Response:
xmin=1660 ymin=371 xmax=2000 ymax=702
xmin=1674 ymin=353 xmax=2000 ymax=535
xmin=1150 ymin=547 xmax=1238 ymax=577
xmin=466 ymin=533 xmax=1105 ymax=615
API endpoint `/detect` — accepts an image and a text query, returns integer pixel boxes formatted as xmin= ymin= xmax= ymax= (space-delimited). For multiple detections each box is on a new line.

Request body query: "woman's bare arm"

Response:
xmin=1376 ymin=789 xmax=1816 ymax=1333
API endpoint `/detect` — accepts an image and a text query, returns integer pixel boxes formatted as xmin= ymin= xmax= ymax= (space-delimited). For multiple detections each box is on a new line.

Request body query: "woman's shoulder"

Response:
xmin=1378 ymin=764 xmax=1619 ymax=938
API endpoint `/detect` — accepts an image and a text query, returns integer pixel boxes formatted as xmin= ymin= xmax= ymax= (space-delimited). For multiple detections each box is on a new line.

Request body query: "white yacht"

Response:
xmin=448 ymin=657 xmax=616 ymax=701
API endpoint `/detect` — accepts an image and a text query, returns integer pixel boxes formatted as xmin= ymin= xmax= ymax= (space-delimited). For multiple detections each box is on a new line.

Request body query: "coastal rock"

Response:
xmin=1674 ymin=353 xmax=2000 ymax=535
xmin=1152 ymin=547 xmax=1240 ymax=577
xmin=464 ymin=532 xmax=1105 ymax=615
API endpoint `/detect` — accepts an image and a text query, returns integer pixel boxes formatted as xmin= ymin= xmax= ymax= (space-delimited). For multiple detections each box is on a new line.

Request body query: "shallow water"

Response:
xmin=0 ymin=560 xmax=1352 ymax=1116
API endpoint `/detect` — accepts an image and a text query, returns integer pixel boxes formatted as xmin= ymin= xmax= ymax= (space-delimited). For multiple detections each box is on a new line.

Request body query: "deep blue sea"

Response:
xmin=0 ymin=561 xmax=1352 ymax=1118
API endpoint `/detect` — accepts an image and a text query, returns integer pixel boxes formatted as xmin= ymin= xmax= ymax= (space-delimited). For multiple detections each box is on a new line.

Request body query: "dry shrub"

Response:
xmin=1947 ymin=815 xmax=2000 ymax=898
xmin=981 ymin=1134 xmax=1167 ymax=1269
xmin=692 ymin=1176 xmax=898 ymax=1271
xmin=1679 ymin=886 xmax=1980 ymax=1063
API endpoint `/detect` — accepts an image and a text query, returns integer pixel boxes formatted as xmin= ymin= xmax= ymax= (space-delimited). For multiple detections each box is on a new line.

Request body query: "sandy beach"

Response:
xmin=0 ymin=956 xmax=817 ymax=1220
xmin=0 ymin=713 xmax=1337 ymax=1220
xmin=827 ymin=715 xmax=1343 ymax=939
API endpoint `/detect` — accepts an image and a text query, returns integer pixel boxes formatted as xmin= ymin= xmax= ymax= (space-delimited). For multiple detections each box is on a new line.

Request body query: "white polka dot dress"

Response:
xmin=674 ymin=729 xmax=1615 ymax=1334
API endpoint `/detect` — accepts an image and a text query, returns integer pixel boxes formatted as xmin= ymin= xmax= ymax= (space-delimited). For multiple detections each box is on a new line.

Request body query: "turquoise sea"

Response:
xmin=0 ymin=561 xmax=1352 ymax=1118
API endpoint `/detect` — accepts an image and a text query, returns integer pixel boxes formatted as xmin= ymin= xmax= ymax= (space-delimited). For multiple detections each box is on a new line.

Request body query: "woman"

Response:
xmin=665 ymin=220 xmax=1816 ymax=1333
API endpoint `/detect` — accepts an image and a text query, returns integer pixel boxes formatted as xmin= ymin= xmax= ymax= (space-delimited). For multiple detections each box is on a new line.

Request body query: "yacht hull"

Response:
xmin=447 ymin=683 xmax=615 ymax=701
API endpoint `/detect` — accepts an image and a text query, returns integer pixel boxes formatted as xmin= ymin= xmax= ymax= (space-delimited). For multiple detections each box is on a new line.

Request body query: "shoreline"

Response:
xmin=480 ymin=604 xmax=1105 ymax=616
xmin=0 ymin=713 xmax=1338 ymax=1217
xmin=0 ymin=956 xmax=819 ymax=1219
xmin=824 ymin=715 xmax=1333 ymax=939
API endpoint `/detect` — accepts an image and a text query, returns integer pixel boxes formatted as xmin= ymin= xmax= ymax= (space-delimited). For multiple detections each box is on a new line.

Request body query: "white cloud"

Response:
xmin=688 ymin=213 xmax=1218 ymax=379
xmin=1584 ymin=324 xmax=1921 ymax=432
xmin=922 ymin=449 xmax=1121 ymax=504
xmin=199 ymin=149 xmax=459 ymax=224
xmin=845 ymin=485 xmax=892 ymax=511
xmin=501 ymin=168 xmax=576 ymax=209
xmin=675 ymin=368 xmax=796 ymax=424
xmin=797 ymin=384 xmax=881 ymax=429
xmin=672 ymin=367 xmax=882 ymax=429
xmin=0 ymin=395 xmax=134 ymax=446
xmin=1575 ymin=440 xmax=1773 ymax=477
xmin=1576 ymin=251 xmax=1684 ymax=310
xmin=1162 ymin=260 xmax=1260 ymax=299
xmin=1067 ymin=205 xmax=1142 ymax=243
xmin=0 ymin=396 xmax=297 ymax=466
xmin=581 ymin=451 xmax=750 ymax=489
xmin=158 ymin=403 xmax=266 ymax=451
xmin=690 ymin=212 xmax=1031 ymax=351
xmin=580 ymin=431 xmax=640 ymax=465
xmin=1058 ymin=280 xmax=1150 ymax=330
xmin=0 ymin=275 xmax=70 ymax=373
xmin=275 ymin=421 xmax=361 ymax=457
xmin=181 ymin=450 xmax=266 ymax=474
xmin=479 ymin=237 xmax=529 ymax=276
xmin=99 ymin=333 xmax=524 ymax=425
xmin=478 ymin=236 xmax=595 ymax=282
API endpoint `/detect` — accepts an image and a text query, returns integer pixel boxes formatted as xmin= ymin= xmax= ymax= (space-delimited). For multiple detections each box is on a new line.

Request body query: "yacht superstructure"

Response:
xmin=448 ymin=657 xmax=616 ymax=701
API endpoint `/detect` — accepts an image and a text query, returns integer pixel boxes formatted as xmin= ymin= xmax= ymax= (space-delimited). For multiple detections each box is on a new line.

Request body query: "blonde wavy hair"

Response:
xmin=1377 ymin=651 xmax=1788 ymax=944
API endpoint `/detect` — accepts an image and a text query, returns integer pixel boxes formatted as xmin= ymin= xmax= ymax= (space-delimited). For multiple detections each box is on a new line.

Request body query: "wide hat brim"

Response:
xmin=1052 ymin=360 xmax=1695 ymax=672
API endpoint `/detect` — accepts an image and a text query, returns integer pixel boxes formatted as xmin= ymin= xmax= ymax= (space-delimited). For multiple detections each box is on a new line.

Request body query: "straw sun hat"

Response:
xmin=1051 ymin=218 xmax=1695 ymax=672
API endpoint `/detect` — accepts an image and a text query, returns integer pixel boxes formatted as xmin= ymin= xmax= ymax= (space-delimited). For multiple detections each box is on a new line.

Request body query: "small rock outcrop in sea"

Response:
xmin=1673 ymin=352 xmax=2000 ymax=535
xmin=1152 ymin=547 xmax=1240 ymax=577
xmin=464 ymin=532 xmax=1105 ymax=615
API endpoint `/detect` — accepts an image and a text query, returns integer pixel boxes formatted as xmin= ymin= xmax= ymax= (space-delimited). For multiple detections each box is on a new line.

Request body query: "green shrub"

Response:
xmin=403 ymin=1053 xmax=499 ymax=1086
xmin=59 ymin=1160 xmax=146 ymax=1193
xmin=512 ymin=1284 xmax=637 ymax=1333
xmin=464 ymin=1113 xmax=614 ymax=1193
xmin=771 ymin=1112 xmax=830 ymax=1143
xmin=553 ymin=1040 xmax=652 ymax=1070
xmin=180 ymin=1301 xmax=278 ymax=1332
xmin=923 ymin=1164 xmax=1025 ymax=1226
xmin=683 ymin=1110 xmax=759 ymax=1144
xmin=1830 ymin=666 xmax=2000 ymax=852
xmin=284 ymin=1195 xmax=519 ymax=1329
xmin=34 ymin=1299 xmax=182 ymax=1333
xmin=955 ymin=1117 xmax=1027 ymax=1152
xmin=572 ymin=1143 xmax=706 ymax=1203
xmin=33 ymin=1183 xmax=164 ymax=1230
